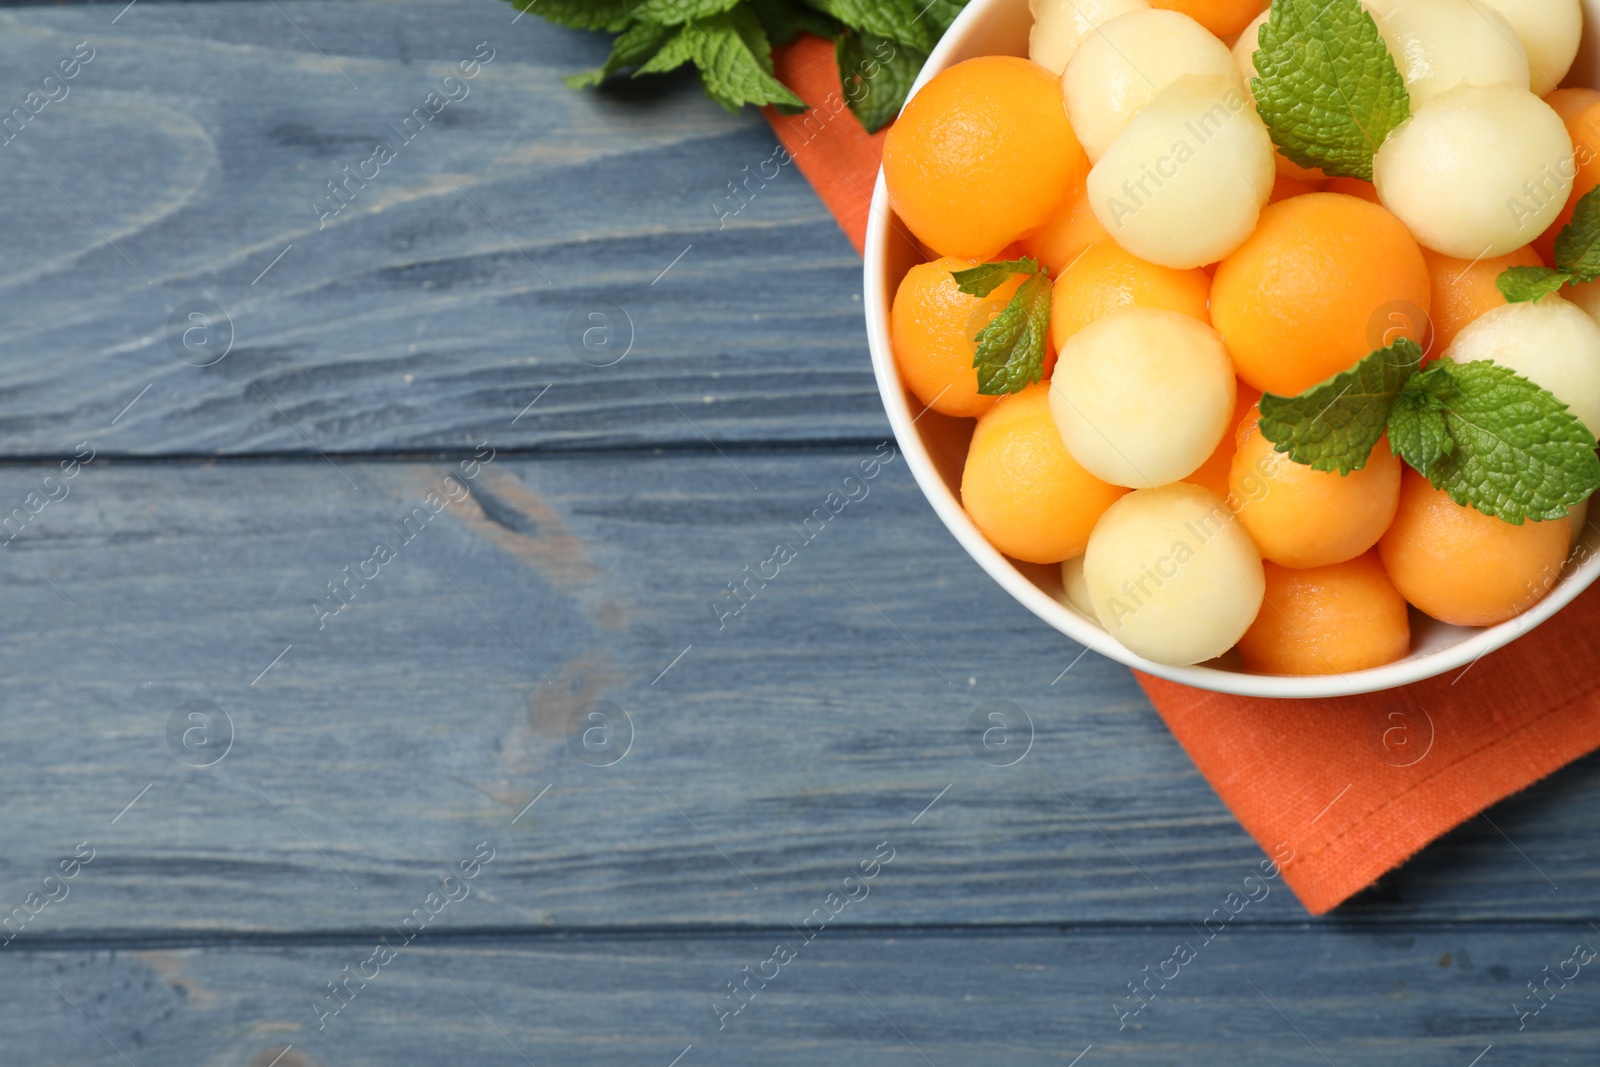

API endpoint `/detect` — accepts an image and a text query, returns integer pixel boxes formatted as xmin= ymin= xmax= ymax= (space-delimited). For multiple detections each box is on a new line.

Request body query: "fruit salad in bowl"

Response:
xmin=864 ymin=0 xmax=1600 ymax=696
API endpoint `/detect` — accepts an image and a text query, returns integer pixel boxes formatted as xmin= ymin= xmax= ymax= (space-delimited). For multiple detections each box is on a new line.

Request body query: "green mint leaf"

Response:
xmin=635 ymin=24 xmax=700 ymax=75
xmin=912 ymin=0 xmax=968 ymax=35
xmin=1494 ymin=174 xmax=1600 ymax=301
xmin=950 ymin=257 xmax=1039 ymax=298
xmin=684 ymin=9 xmax=806 ymax=113
xmin=1496 ymin=265 xmax=1572 ymax=304
xmin=748 ymin=0 xmax=841 ymax=46
xmin=638 ymin=0 xmax=744 ymax=24
xmin=565 ymin=19 xmax=678 ymax=87
xmin=972 ymin=270 xmax=1052 ymax=396
xmin=1386 ymin=372 xmax=1453 ymax=473
xmin=507 ymin=0 xmax=641 ymax=32
xmin=1555 ymin=185 xmax=1600 ymax=284
xmin=804 ymin=0 xmax=939 ymax=52
xmin=836 ymin=30 xmax=923 ymax=133
xmin=1250 ymin=0 xmax=1410 ymax=181
xmin=1258 ymin=338 xmax=1424 ymax=474
xmin=1405 ymin=361 xmax=1600 ymax=524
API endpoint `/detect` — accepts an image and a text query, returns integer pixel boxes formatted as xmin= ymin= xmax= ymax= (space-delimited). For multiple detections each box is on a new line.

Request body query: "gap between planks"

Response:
xmin=4 ymin=917 xmax=1593 ymax=955
xmin=0 ymin=438 xmax=900 ymax=468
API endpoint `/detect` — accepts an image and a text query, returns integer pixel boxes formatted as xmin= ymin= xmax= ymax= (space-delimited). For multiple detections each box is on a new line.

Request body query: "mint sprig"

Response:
xmin=1261 ymin=345 xmax=1600 ymax=523
xmin=835 ymin=30 xmax=923 ymax=134
xmin=1386 ymin=373 xmax=1453 ymax=472
xmin=523 ymin=0 xmax=969 ymax=131
xmin=951 ymin=258 xmax=1038 ymax=298
xmin=1258 ymin=338 xmax=1423 ymax=474
xmin=1250 ymin=0 xmax=1411 ymax=181
xmin=1401 ymin=361 xmax=1600 ymax=523
xmin=950 ymin=258 xmax=1052 ymax=397
xmin=1497 ymin=187 xmax=1600 ymax=303
xmin=1497 ymin=266 xmax=1572 ymax=304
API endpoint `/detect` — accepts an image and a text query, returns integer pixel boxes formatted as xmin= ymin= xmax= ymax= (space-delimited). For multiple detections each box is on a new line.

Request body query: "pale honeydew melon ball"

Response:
xmin=1231 ymin=9 xmax=1329 ymax=181
xmin=1373 ymin=85 xmax=1573 ymax=259
xmin=1231 ymin=9 xmax=1270 ymax=84
xmin=1087 ymin=74 xmax=1275 ymax=268
xmin=1443 ymin=296 xmax=1600 ymax=435
xmin=1064 ymin=9 xmax=1244 ymax=162
xmin=1083 ymin=484 xmax=1265 ymax=665
xmin=1049 ymin=307 xmax=1237 ymax=488
xmin=1059 ymin=555 xmax=1095 ymax=618
xmin=1030 ymin=0 xmax=1151 ymax=76
xmin=1476 ymin=0 xmax=1582 ymax=96
xmin=1361 ymin=0 xmax=1403 ymax=15
xmin=1375 ymin=0 xmax=1529 ymax=107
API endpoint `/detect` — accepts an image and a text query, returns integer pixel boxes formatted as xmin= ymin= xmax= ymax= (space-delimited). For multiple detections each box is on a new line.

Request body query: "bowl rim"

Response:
xmin=862 ymin=0 xmax=1600 ymax=698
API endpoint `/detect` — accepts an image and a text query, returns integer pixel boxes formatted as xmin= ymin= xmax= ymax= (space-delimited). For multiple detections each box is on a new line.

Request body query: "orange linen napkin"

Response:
xmin=765 ymin=35 xmax=1600 ymax=914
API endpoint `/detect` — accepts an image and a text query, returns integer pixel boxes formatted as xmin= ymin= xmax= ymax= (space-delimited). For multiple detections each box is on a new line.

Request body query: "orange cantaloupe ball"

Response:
xmin=1017 ymin=188 xmax=1111 ymax=276
xmin=1275 ymin=155 xmax=1327 ymax=184
xmin=1049 ymin=241 xmax=1211 ymax=348
xmin=1270 ymin=175 xmax=1320 ymax=202
xmin=1238 ymin=552 xmax=1412 ymax=675
xmin=883 ymin=57 xmax=1088 ymax=260
xmin=961 ymin=383 xmax=1128 ymax=563
xmin=1421 ymin=244 xmax=1544 ymax=352
xmin=1229 ymin=405 xmax=1402 ymax=568
xmin=1322 ymin=176 xmax=1382 ymax=204
xmin=1148 ymin=0 xmax=1267 ymax=37
xmin=892 ymin=256 xmax=1053 ymax=419
xmin=1184 ymin=380 xmax=1261 ymax=499
xmin=1379 ymin=469 xmax=1572 ymax=626
xmin=1545 ymin=87 xmax=1600 ymax=124
xmin=1565 ymin=275 xmax=1600 ymax=323
xmin=1211 ymin=193 xmax=1431 ymax=396
xmin=1569 ymin=498 xmax=1591 ymax=549
xmin=1535 ymin=98 xmax=1600 ymax=264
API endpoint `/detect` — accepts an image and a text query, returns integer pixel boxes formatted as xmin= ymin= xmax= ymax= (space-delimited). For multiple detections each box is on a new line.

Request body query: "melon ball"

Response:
xmin=1373 ymin=85 xmax=1573 ymax=258
xmin=1083 ymin=484 xmax=1265 ymax=665
xmin=1088 ymin=74 xmax=1275 ymax=268
xmin=1380 ymin=469 xmax=1570 ymax=626
xmin=1566 ymin=277 xmax=1600 ymax=324
xmin=1570 ymin=498 xmax=1591 ymax=549
xmin=1476 ymin=0 xmax=1582 ymax=96
xmin=1059 ymin=555 xmax=1095 ymax=618
xmin=1030 ymin=0 xmax=1151 ymax=76
xmin=1050 ymin=306 xmax=1237 ymax=488
xmin=1231 ymin=9 xmax=1270 ymax=84
xmin=1064 ymin=9 xmax=1244 ymax=162
xmin=1230 ymin=9 xmax=1329 ymax=182
xmin=1375 ymin=0 xmax=1529 ymax=107
xmin=1443 ymin=296 xmax=1600 ymax=436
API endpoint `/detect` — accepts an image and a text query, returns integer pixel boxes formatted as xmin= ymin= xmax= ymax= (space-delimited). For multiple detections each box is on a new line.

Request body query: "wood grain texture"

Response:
xmin=0 ymin=451 xmax=1592 ymax=936
xmin=0 ymin=0 xmax=879 ymax=457
xmin=1 ymin=2 xmax=1597 ymax=1061
xmin=6 ymin=929 xmax=1598 ymax=1065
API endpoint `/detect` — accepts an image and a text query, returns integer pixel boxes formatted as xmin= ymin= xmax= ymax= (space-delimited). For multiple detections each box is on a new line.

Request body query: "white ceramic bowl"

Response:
xmin=864 ymin=0 xmax=1600 ymax=697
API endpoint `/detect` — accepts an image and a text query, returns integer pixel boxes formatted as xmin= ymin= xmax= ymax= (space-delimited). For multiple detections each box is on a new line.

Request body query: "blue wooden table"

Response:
xmin=0 ymin=1 xmax=1597 ymax=1062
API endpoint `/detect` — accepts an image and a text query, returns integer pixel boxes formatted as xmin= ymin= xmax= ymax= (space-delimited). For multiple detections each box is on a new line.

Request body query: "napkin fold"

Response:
xmin=765 ymin=35 xmax=1600 ymax=914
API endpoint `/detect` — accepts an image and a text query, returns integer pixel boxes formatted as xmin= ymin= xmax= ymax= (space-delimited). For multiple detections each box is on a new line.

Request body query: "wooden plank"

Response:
xmin=0 ymin=0 xmax=880 ymax=458
xmin=0 ymin=450 xmax=1594 ymax=934
xmin=4 ymin=928 xmax=1596 ymax=1064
